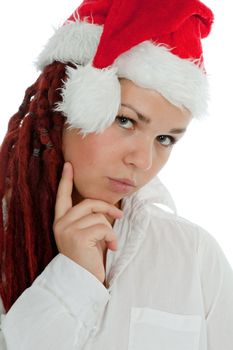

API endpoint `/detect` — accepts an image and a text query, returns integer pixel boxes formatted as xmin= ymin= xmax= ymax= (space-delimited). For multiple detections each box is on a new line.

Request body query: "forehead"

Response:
xmin=119 ymin=78 xmax=192 ymax=128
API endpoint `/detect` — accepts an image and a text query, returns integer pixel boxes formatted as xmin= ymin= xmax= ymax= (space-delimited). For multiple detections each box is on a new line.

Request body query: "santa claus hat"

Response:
xmin=37 ymin=0 xmax=214 ymax=136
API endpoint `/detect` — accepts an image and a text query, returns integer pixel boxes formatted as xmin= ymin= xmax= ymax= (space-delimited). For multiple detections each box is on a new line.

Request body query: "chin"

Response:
xmin=93 ymin=192 xmax=122 ymax=205
xmin=77 ymin=187 xmax=120 ymax=204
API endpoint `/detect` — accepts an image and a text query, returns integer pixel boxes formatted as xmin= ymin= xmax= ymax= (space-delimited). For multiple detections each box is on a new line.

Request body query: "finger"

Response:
xmin=55 ymin=162 xmax=74 ymax=221
xmin=61 ymin=198 xmax=123 ymax=224
xmin=81 ymin=224 xmax=118 ymax=250
xmin=71 ymin=213 xmax=112 ymax=230
xmin=106 ymin=239 xmax=118 ymax=251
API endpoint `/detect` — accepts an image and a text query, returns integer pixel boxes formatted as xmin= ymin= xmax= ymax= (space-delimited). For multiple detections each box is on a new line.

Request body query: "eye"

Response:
xmin=157 ymin=135 xmax=177 ymax=147
xmin=116 ymin=115 xmax=177 ymax=147
xmin=115 ymin=115 xmax=136 ymax=129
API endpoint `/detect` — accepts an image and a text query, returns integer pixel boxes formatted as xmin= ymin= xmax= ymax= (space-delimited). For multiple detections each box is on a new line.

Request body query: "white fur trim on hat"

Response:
xmin=54 ymin=63 xmax=121 ymax=136
xmin=36 ymin=21 xmax=103 ymax=70
xmin=115 ymin=41 xmax=209 ymax=120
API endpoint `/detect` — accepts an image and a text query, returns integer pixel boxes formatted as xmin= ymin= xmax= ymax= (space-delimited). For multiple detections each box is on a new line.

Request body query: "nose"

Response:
xmin=123 ymin=136 xmax=154 ymax=171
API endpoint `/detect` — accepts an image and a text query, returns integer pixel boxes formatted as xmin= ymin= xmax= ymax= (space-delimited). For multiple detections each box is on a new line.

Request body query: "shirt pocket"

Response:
xmin=128 ymin=307 xmax=202 ymax=350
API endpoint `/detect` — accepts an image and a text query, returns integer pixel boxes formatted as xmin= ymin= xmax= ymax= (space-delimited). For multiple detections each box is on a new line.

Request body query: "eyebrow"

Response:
xmin=121 ymin=103 xmax=187 ymax=134
xmin=121 ymin=103 xmax=151 ymax=124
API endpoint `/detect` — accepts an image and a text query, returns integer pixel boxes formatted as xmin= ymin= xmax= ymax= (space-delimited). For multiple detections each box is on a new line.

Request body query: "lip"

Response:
xmin=109 ymin=177 xmax=136 ymax=187
xmin=108 ymin=177 xmax=136 ymax=194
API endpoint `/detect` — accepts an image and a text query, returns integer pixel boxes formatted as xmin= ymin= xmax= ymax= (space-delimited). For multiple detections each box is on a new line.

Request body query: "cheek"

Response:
xmin=72 ymin=144 xmax=101 ymax=169
xmin=157 ymin=147 xmax=172 ymax=167
xmin=148 ymin=148 xmax=172 ymax=177
xmin=67 ymin=134 xmax=117 ymax=172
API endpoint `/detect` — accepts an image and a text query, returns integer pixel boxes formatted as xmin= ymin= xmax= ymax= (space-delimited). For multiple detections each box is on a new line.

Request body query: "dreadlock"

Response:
xmin=0 ymin=61 xmax=71 ymax=312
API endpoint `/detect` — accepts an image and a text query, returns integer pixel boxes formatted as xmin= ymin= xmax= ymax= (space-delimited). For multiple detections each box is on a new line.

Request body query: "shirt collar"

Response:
xmin=121 ymin=176 xmax=177 ymax=215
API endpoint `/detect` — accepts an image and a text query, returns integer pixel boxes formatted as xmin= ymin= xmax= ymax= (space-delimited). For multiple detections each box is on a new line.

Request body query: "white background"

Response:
xmin=0 ymin=1 xmax=232 ymax=267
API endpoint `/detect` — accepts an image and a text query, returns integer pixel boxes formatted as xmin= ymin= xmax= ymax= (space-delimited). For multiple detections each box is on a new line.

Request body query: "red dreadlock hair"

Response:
xmin=0 ymin=61 xmax=71 ymax=312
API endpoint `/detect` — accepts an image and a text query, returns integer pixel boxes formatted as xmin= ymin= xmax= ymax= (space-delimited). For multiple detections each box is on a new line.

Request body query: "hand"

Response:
xmin=53 ymin=162 xmax=123 ymax=283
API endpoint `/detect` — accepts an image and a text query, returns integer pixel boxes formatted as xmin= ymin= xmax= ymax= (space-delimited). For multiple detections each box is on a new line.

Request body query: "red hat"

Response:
xmin=37 ymin=0 xmax=214 ymax=135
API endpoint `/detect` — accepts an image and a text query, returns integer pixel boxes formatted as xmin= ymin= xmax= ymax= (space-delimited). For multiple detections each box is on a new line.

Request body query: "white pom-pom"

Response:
xmin=55 ymin=63 xmax=121 ymax=136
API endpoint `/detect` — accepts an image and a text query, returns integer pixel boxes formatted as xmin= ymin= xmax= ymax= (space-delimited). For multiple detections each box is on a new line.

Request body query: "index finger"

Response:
xmin=55 ymin=162 xmax=74 ymax=221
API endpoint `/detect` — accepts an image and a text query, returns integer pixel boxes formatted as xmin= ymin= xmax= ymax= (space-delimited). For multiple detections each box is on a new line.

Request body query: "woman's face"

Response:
xmin=62 ymin=78 xmax=192 ymax=207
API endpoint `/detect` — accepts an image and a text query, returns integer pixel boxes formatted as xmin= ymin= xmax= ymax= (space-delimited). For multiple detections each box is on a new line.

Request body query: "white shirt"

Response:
xmin=0 ymin=176 xmax=233 ymax=349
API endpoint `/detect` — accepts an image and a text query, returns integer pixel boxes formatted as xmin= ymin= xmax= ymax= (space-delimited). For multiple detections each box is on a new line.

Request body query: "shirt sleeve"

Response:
xmin=197 ymin=227 xmax=233 ymax=349
xmin=0 ymin=253 xmax=110 ymax=350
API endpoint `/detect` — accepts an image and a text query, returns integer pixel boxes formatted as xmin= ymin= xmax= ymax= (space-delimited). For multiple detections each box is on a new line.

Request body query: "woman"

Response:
xmin=0 ymin=0 xmax=233 ymax=349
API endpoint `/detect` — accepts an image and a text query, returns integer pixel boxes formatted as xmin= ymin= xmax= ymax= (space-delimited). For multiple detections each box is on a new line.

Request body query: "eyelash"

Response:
xmin=115 ymin=115 xmax=178 ymax=147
